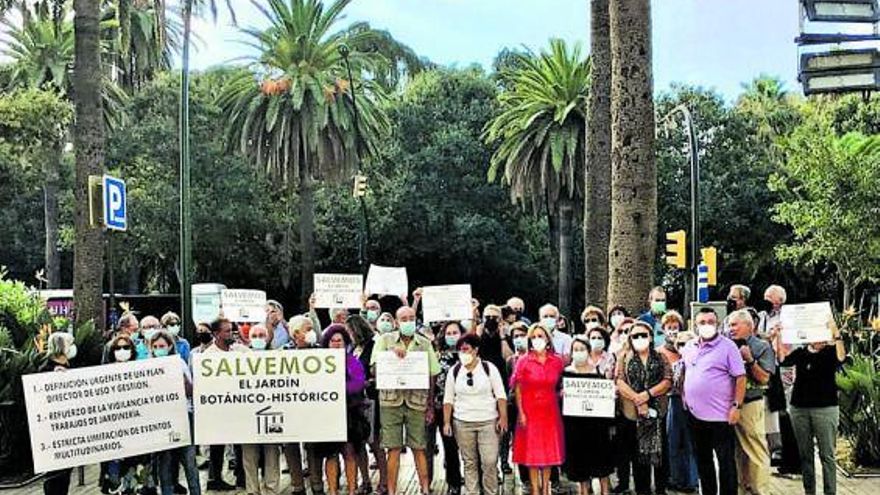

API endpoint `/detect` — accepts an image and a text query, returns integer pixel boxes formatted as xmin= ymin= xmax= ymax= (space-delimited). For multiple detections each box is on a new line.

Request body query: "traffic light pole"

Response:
xmin=179 ymin=0 xmax=194 ymax=338
xmin=339 ymin=45 xmax=370 ymax=273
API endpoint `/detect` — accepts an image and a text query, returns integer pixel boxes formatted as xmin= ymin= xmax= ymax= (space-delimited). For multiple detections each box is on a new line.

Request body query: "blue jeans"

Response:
xmin=667 ymin=396 xmax=698 ymax=489
xmin=158 ymin=446 xmax=201 ymax=495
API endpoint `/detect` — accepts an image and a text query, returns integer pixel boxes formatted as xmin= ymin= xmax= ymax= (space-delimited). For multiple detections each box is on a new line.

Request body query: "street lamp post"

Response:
xmin=179 ymin=0 xmax=194 ymax=337
xmin=338 ymin=44 xmax=370 ymax=273
xmin=662 ymin=105 xmax=701 ymax=308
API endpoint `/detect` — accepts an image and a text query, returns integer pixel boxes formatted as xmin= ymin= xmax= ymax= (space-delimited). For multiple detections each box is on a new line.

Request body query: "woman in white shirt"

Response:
xmin=442 ymin=333 xmax=508 ymax=495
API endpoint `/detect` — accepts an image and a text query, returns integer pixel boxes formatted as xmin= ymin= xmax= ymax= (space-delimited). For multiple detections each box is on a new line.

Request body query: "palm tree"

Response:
xmin=104 ymin=0 xmax=182 ymax=91
xmin=607 ymin=0 xmax=656 ymax=313
xmin=219 ymin=0 xmax=391 ymax=305
xmin=585 ymin=0 xmax=612 ymax=310
xmin=485 ymin=39 xmax=589 ymax=316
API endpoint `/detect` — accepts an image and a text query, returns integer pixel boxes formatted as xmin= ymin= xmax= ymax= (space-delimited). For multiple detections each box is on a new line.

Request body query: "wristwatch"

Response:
xmin=732 ymin=401 xmax=742 ymax=410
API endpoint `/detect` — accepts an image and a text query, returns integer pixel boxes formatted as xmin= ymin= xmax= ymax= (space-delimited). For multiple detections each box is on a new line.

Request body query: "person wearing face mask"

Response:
xmin=512 ymin=324 xmax=565 ymax=495
xmin=139 ymin=316 xmax=163 ymax=360
xmin=681 ymin=308 xmax=746 ymax=495
xmin=361 ymin=296 xmax=383 ymax=330
xmin=103 ymin=312 xmax=140 ymax=365
xmin=728 ymin=310 xmax=775 ymax=495
xmin=563 ymin=336 xmax=615 ymax=495
xmin=506 ymin=322 xmax=530 ymax=484
xmin=426 ymin=322 xmax=464 ymax=494
xmin=370 ymin=306 xmax=441 ymax=495
xmin=755 ymin=285 xmax=793 ymax=472
xmin=638 ymin=286 xmax=669 ymax=348
xmin=149 ymin=331 xmax=201 ymax=495
xmin=611 ymin=318 xmax=637 ymax=494
xmin=616 ymin=321 xmax=673 ymax=495
xmin=477 ymin=305 xmax=512 ymax=396
xmin=442 ymin=334 xmax=508 ymax=495
xmin=539 ymin=303 xmax=572 ymax=362
xmin=607 ymin=305 xmax=629 ymax=332
xmin=282 ymin=317 xmax=325 ymax=495
xmin=160 ymin=312 xmax=191 ymax=366
xmin=580 ymin=305 xmax=606 ymax=335
xmin=655 ymin=313 xmax=699 ymax=494
xmin=40 ymin=332 xmax=77 ymax=495
xmin=721 ymin=284 xmax=751 ymax=337
xmin=773 ymin=317 xmax=845 ymax=495
xmin=506 ymin=297 xmax=531 ymax=325
xmin=376 ymin=312 xmax=397 ymax=335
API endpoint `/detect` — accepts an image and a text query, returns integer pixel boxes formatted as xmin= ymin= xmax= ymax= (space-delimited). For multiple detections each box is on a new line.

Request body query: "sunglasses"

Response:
xmin=114 ymin=345 xmax=132 ymax=350
xmin=676 ymin=343 xmax=687 ymax=349
xmin=582 ymin=318 xmax=600 ymax=324
xmin=631 ymin=334 xmax=650 ymax=341
xmin=466 ymin=371 xmax=474 ymax=387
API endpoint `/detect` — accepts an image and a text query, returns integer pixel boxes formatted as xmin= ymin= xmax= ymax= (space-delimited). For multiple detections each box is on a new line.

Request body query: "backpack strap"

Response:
xmin=452 ymin=362 xmax=462 ymax=381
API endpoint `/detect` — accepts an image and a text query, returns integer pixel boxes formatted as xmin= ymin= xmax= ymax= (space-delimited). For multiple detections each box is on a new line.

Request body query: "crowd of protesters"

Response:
xmin=39 ymin=282 xmax=846 ymax=495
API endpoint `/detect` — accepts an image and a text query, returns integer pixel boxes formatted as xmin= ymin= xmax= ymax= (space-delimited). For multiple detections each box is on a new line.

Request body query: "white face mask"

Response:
xmin=631 ymin=338 xmax=650 ymax=352
xmin=585 ymin=321 xmax=600 ymax=331
xmin=113 ymin=348 xmax=132 ymax=362
xmin=304 ymin=331 xmax=317 ymax=346
xmin=589 ymin=338 xmax=605 ymax=352
xmin=531 ymin=337 xmax=548 ymax=352
xmin=698 ymin=324 xmax=718 ymax=340
xmin=610 ymin=314 xmax=624 ymax=329
xmin=572 ymin=350 xmax=589 ymax=365
xmin=166 ymin=325 xmax=180 ymax=336
xmin=459 ymin=352 xmax=475 ymax=367
xmin=541 ymin=318 xmax=557 ymax=332
xmin=65 ymin=344 xmax=77 ymax=360
xmin=250 ymin=337 xmax=267 ymax=351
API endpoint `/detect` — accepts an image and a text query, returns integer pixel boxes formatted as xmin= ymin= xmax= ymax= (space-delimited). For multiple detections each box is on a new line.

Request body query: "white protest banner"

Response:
xmin=221 ymin=289 xmax=267 ymax=323
xmin=562 ymin=376 xmax=615 ymax=418
xmin=375 ymin=351 xmax=429 ymax=390
xmin=314 ymin=274 xmax=364 ymax=309
xmin=780 ymin=302 xmax=834 ymax=345
xmin=365 ymin=264 xmax=408 ymax=296
xmin=23 ymin=356 xmax=189 ymax=473
xmin=421 ymin=284 xmax=473 ymax=323
xmin=193 ymin=349 xmax=346 ymax=444
xmin=192 ymin=283 xmax=225 ymax=325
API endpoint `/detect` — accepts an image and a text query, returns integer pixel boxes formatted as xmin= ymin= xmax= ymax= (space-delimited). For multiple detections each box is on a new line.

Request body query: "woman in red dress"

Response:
xmin=512 ymin=323 xmax=566 ymax=495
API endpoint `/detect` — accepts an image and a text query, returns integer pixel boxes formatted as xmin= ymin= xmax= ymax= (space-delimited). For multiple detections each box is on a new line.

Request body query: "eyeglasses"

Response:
xmin=466 ymin=372 xmax=474 ymax=387
xmin=631 ymin=334 xmax=650 ymax=341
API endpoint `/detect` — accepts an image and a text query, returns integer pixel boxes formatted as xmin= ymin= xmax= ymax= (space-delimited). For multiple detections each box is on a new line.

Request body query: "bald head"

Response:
xmin=396 ymin=305 xmax=415 ymax=323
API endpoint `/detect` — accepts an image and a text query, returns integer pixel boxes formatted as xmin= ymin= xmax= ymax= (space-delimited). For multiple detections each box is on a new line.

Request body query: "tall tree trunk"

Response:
xmin=585 ymin=0 xmax=612 ymax=310
xmin=43 ymin=142 xmax=62 ymax=288
xmin=607 ymin=0 xmax=657 ymax=314
xmin=72 ymin=0 xmax=106 ymax=331
xmin=558 ymin=198 xmax=574 ymax=317
xmin=547 ymin=194 xmax=560 ymax=284
xmin=299 ymin=167 xmax=315 ymax=309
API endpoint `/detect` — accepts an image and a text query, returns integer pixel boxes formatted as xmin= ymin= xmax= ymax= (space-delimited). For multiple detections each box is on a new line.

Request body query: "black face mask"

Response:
xmin=197 ymin=332 xmax=213 ymax=345
xmin=223 ymin=337 xmax=236 ymax=347
xmin=726 ymin=298 xmax=738 ymax=314
xmin=514 ymin=310 xmax=523 ymax=320
xmin=484 ymin=318 xmax=499 ymax=333
xmin=754 ymin=299 xmax=773 ymax=314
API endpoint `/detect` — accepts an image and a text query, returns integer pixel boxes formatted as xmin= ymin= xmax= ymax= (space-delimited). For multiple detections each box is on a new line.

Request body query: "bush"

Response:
xmin=836 ymin=353 xmax=880 ymax=467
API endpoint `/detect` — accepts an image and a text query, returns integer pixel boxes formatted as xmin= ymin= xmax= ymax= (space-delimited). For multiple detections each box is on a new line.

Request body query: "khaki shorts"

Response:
xmin=380 ymin=404 xmax=427 ymax=450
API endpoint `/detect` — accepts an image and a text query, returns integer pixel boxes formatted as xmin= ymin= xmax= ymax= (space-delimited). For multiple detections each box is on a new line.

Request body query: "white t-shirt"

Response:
xmin=443 ymin=359 xmax=507 ymax=423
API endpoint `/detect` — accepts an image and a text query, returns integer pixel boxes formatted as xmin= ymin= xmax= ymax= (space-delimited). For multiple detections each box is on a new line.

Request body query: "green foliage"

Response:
xmin=484 ymin=39 xmax=588 ymax=209
xmin=837 ymin=354 xmax=880 ymax=466
xmin=771 ymin=110 xmax=880 ymax=304
xmin=0 ymin=269 xmax=54 ymax=350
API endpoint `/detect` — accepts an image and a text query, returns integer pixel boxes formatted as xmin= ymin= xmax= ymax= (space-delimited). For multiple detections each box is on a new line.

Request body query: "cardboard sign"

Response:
xmin=23 ymin=357 xmax=190 ymax=472
xmin=375 ymin=351 xmax=429 ymax=390
xmin=193 ymin=349 xmax=346 ymax=444
xmin=421 ymin=285 xmax=473 ymax=323
xmin=562 ymin=376 xmax=616 ymax=418
xmin=780 ymin=302 xmax=834 ymax=344
xmin=365 ymin=265 xmax=408 ymax=297
xmin=314 ymin=274 xmax=363 ymax=309
xmin=221 ymin=289 xmax=267 ymax=323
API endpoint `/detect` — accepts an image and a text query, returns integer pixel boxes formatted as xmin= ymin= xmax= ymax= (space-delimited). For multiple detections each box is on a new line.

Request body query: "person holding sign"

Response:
xmin=427 ymin=322 xmax=464 ymax=494
xmin=563 ymin=335 xmax=615 ymax=495
xmin=774 ymin=317 xmax=846 ymax=495
xmin=442 ymin=334 xmax=508 ymax=495
xmin=511 ymin=323 xmax=565 ymax=495
xmin=615 ymin=321 xmax=672 ymax=495
xmin=39 ymin=332 xmax=76 ymax=495
xmin=371 ymin=306 xmax=441 ymax=495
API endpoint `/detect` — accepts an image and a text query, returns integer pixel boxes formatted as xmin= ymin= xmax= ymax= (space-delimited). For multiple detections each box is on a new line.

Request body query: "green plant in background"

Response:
xmin=836 ymin=353 xmax=880 ymax=467
xmin=0 ymin=268 xmax=54 ymax=350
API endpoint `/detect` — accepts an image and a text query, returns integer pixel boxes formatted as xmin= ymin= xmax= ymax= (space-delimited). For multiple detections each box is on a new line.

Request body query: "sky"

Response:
xmin=187 ymin=0 xmax=805 ymax=101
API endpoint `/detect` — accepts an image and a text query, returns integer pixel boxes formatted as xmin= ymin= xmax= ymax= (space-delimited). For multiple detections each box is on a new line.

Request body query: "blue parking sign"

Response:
xmin=103 ymin=175 xmax=127 ymax=231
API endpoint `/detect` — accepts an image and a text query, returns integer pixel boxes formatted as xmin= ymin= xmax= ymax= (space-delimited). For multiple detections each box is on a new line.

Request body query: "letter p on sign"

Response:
xmin=103 ymin=175 xmax=127 ymax=231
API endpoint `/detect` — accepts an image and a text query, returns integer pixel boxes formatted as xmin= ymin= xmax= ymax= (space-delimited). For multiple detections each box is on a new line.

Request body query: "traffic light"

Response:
xmin=700 ymin=246 xmax=718 ymax=286
xmin=665 ymin=230 xmax=686 ymax=269
xmin=352 ymin=174 xmax=367 ymax=198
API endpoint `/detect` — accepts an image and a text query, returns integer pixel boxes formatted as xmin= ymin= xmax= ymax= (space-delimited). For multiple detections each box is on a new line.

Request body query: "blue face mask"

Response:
xmin=399 ymin=321 xmax=416 ymax=337
xmin=541 ymin=317 xmax=557 ymax=332
xmin=153 ymin=348 xmax=170 ymax=358
xmin=250 ymin=337 xmax=267 ymax=350
xmin=445 ymin=335 xmax=459 ymax=348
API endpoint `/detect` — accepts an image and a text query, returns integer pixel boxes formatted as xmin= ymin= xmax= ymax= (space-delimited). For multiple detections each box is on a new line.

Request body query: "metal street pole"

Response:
xmin=662 ymin=105 xmax=701 ymax=308
xmin=179 ymin=0 xmax=193 ymax=338
xmin=338 ymin=45 xmax=370 ymax=273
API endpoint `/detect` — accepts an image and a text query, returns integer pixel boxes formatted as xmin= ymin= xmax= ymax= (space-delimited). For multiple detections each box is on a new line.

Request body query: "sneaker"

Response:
xmin=205 ymin=480 xmax=236 ymax=492
xmin=138 ymin=488 xmax=158 ymax=495
xmin=173 ymin=483 xmax=187 ymax=495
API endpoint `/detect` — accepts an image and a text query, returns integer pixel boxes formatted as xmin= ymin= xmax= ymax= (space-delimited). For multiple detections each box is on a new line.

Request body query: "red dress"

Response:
xmin=512 ymin=351 xmax=565 ymax=467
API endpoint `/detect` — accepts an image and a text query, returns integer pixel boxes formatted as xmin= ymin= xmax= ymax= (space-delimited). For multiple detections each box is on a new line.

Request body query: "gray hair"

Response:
xmin=117 ymin=312 xmax=138 ymax=331
xmin=289 ymin=315 xmax=309 ymax=333
xmin=47 ymin=332 xmax=73 ymax=357
xmin=728 ymin=309 xmax=755 ymax=329
xmin=266 ymin=300 xmax=284 ymax=313
xmin=731 ymin=284 xmax=751 ymax=300
xmin=330 ymin=307 xmax=348 ymax=321
xmin=764 ymin=285 xmax=787 ymax=304
xmin=539 ymin=303 xmax=559 ymax=318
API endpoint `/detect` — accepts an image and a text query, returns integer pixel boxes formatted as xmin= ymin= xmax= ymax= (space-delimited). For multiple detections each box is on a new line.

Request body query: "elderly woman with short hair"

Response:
xmin=41 ymin=332 xmax=76 ymax=495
